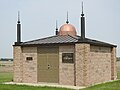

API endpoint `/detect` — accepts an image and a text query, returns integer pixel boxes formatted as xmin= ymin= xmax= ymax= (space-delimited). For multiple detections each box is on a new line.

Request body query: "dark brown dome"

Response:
xmin=59 ymin=24 xmax=77 ymax=36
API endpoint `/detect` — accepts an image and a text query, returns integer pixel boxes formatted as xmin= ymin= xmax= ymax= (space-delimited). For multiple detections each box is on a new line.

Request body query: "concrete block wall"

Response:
xmin=22 ymin=47 xmax=37 ymax=83
xmin=59 ymin=45 xmax=75 ymax=85
xmin=86 ymin=45 xmax=117 ymax=86
xmin=75 ymin=44 xmax=116 ymax=86
xmin=88 ymin=45 xmax=112 ymax=85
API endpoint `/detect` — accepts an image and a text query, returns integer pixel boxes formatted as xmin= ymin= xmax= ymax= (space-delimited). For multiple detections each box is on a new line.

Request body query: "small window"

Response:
xmin=62 ymin=53 xmax=74 ymax=63
xmin=26 ymin=57 xmax=33 ymax=61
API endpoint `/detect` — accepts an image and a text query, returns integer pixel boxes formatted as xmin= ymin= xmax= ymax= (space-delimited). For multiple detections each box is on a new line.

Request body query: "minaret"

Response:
xmin=81 ymin=2 xmax=85 ymax=40
xmin=55 ymin=20 xmax=58 ymax=35
xmin=15 ymin=11 xmax=21 ymax=45
xmin=66 ymin=11 xmax=69 ymax=24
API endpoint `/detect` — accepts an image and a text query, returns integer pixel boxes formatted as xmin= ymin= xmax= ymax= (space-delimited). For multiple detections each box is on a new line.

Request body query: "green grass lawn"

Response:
xmin=81 ymin=80 xmax=120 ymax=90
xmin=0 ymin=72 xmax=13 ymax=83
xmin=0 ymin=84 xmax=72 ymax=90
xmin=117 ymin=71 xmax=120 ymax=79
xmin=0 ymin=80 xmax=120 ymax=90
xmin=0 ymin=72 xmax=72 ymax=90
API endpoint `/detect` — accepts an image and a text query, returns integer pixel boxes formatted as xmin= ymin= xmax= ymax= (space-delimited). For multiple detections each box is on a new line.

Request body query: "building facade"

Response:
xmin=13 ymin=9 xmax=117 ymax=86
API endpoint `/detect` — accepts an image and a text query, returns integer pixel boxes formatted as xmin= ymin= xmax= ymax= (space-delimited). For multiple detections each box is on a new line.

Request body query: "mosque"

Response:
xmin=13 ymin=5 xmax=117 ymax=86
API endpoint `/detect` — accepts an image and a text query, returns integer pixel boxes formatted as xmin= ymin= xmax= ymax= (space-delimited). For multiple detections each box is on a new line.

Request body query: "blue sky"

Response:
xmin=0 ymin=0 xmax=120 ymax=58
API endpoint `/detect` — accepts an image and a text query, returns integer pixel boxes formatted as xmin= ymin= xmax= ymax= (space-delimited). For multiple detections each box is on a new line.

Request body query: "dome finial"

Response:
xmin=56 ymin=20 xmax=58 ymax=30
xmin=81 ymin=1 xmax=84 ymax=17
xmin=55 ymin=20 xmax=58 ymax=35
xmin=66 ymin=11 xmax=69 ymax=24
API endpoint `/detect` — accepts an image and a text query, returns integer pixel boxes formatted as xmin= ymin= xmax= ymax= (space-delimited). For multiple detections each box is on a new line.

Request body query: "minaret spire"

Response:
xmin=81 ymin=1 xmax=84 ymax=16
xmin=17 ymin=11 xmax=20 ymax=24
xmin=81 ymin=1 xmax=85 ymax=40
xmin=55 ymin=20 xmax=58 ymax=35
xmin=66 ymin=11 xmax=69 ymax=24
xmin=15 ymin=11 xmax=22 ymax=45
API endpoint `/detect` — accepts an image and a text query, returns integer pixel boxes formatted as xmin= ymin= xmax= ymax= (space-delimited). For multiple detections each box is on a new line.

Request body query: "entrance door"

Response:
xmin=38 ymin=47 xmax=59 ymax=83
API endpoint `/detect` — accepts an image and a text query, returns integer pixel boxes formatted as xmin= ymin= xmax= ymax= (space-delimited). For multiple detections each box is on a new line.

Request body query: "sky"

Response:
xmin=0 ymin=0 xmax=120 ymax=58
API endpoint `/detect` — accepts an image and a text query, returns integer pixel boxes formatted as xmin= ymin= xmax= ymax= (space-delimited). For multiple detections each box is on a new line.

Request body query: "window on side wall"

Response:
xmin=26 ymin=57 xmax=33 ymax=61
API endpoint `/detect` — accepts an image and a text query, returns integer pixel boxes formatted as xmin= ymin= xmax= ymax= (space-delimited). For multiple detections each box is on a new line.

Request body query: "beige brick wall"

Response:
xmin=22 ymin=47 xmax=37 ymax=83
xmin=59 ymin=45 xmax=75 ymax=85
xmin=75 ymin=44 xmax=90 ymax=86
xmin=13 ymin=46 xmax=38 ymax=83
xmin=88 ymin=45 xmax=112 ymax=85
xmin=13 ymin=46 xmax=23 ymax=82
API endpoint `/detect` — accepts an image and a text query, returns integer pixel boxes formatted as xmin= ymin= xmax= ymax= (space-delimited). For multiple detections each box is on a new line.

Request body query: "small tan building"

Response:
xmin=13 ymin=10 xmax=117 ymax=86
